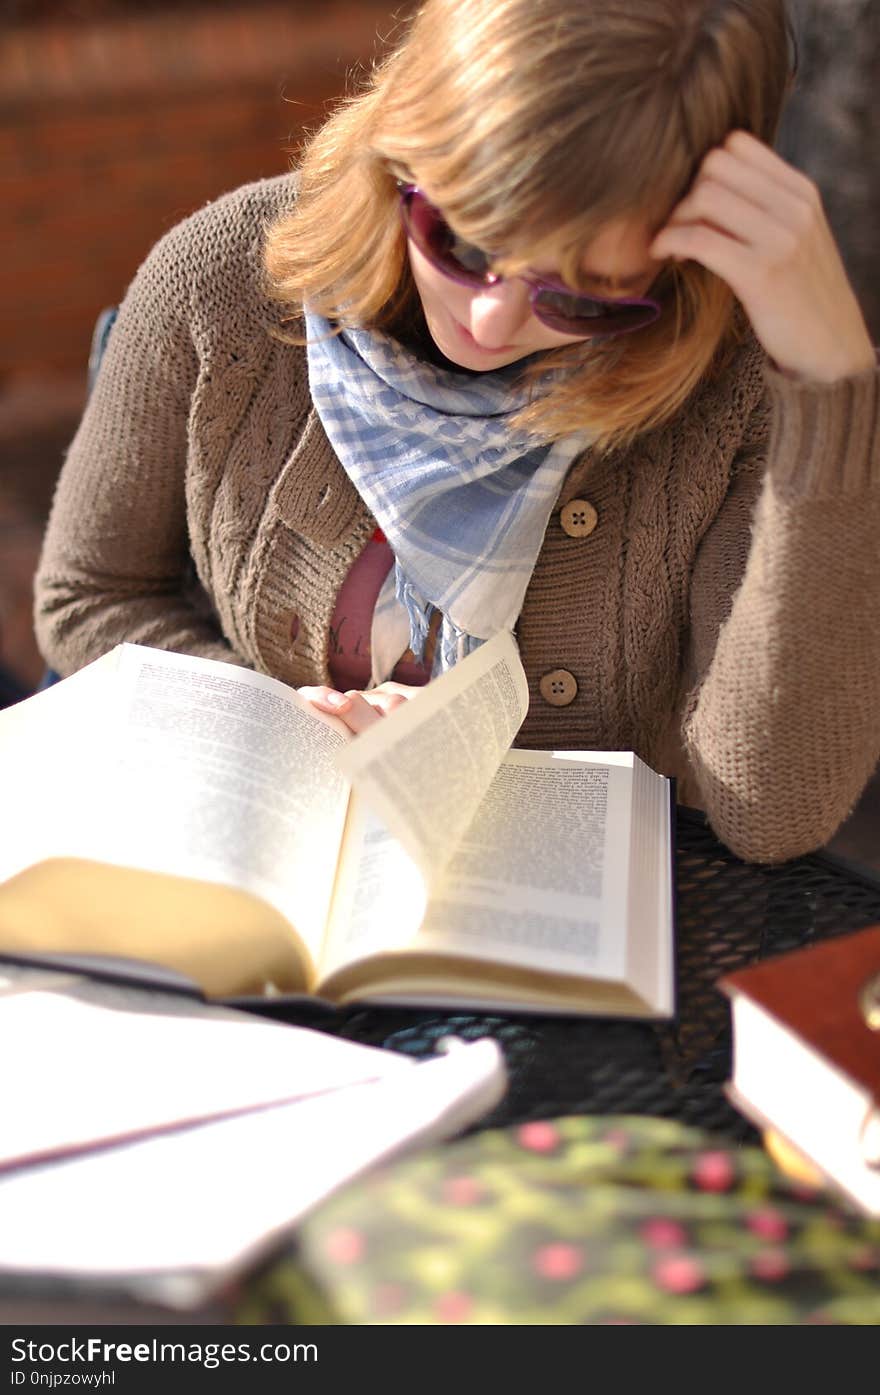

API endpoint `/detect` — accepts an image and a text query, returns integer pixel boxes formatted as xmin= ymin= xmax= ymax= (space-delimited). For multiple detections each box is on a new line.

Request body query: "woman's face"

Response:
xmin=407 ymin=215 xmax=663 ymax=372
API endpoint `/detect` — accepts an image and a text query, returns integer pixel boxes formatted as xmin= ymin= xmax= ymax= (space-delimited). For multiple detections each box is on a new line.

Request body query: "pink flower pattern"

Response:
xmin=442 ymin=1175 xmax=485 ymax=1205
xmin=750 ymin=1248 xmax=790 ymax=1283
xmin=691 ymin=1150 xmax=736 ymax=1192
xmin=517 ymin=1121 xmax=562 ymax=1153
xmin=652 ymin=1254 xmax=707 ymax=1294
xmin=533 ymin=1242 xmax=585 ymax=1280
xmin=324 ymin=1226 xmax=366 ymax=1266
xmin=747 ymin=1207 xmax=789 ymax=1242
xmin=641 ymin=1217 xmax=688 ymax=1249
xmin=435 ymin=1290 xmax=475 ymax=1323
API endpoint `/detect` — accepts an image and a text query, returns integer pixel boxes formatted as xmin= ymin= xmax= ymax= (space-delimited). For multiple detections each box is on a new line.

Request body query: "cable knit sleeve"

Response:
xmin=33 ymin=208 xmax=243 ymax=676
xmin=683 ymin=360 xmax=880 ymax=863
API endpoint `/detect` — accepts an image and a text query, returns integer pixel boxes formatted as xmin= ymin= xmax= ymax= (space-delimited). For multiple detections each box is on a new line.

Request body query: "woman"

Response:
xmin=34 ymin=0 xmax=879 ymax=864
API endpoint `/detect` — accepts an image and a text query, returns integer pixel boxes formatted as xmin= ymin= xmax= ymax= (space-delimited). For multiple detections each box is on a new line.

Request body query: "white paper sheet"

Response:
xmin=0 ymin=983 xmax=411 ymax=1168
xmin=0 ymin=1038 xmax=505 ymax=1301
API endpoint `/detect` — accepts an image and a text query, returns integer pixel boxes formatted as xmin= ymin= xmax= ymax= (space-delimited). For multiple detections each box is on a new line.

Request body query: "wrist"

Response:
xmin=772 ymin=338 xmax=877 ymax=386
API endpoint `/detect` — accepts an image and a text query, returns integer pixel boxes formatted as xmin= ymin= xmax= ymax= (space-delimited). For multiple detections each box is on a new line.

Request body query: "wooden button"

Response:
xmin=539 ymin=669 xmax=578 ymax=707
xmin=560 ymin=498 xmax=598 ymax=538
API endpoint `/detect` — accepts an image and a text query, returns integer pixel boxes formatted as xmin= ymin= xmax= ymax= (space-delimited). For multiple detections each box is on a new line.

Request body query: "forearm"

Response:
xmin=33 ymin=430 xmax=239 ymax=675
xmin=33 ymin=218 xmax=242 ymax=677
xmin=33 ymin=449 xmax=242 ymax=673
xmin=685 ymin=364 xmax=880 ymax=863
xmin=34 ymin=568 xmax=241 ymax=676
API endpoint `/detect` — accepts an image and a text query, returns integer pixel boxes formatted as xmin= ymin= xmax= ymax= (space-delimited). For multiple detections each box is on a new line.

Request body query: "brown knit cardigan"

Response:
xmin=34 ymin=176 xmax=880 ymax=863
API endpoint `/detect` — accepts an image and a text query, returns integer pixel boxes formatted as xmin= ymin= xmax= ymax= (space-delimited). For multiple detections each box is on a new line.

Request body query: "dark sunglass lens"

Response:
xmin=534 ymin=288 xmax=658 ymax=336
xmin=444 ymin=230 xmax=494 ymax=280
xmin=406 ymin=194 xmax=493 ymax=286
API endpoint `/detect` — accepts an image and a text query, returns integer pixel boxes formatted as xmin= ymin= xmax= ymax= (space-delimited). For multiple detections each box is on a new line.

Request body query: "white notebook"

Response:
xmin=0 ymin=969 xmax=505 ymax=1305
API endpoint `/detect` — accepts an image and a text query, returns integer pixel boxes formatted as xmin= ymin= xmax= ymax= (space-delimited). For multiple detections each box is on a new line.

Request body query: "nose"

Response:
xmin=467 ymin=279 xmax=533 ymax=347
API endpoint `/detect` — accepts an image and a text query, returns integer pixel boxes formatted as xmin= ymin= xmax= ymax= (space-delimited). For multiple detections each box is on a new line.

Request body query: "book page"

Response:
xmin=622 ymin=754 xmax=674 ymax=1015
xmin=103 ymin=647 xmax=353 ymax=960
xmin=412 ymin=750 xmax=635 ymax=981
xmin=336 ymin=629 xmax=528 ymax=887
xmin=318 ymin=793 xmax=428 ymax=980
xmin=0 ymin=653 xmax=119 ymax=878
xmin=0 ymin=647 xmax=353 ymax=967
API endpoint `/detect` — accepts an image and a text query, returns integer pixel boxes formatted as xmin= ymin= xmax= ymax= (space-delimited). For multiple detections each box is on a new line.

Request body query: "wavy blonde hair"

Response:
xmin=265 ymin=0 xmax=793 ymax=450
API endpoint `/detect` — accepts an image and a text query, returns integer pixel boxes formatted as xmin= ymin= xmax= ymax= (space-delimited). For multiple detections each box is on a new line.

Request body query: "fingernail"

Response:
xmin=324 ymin=690 xmax=350 ymax=708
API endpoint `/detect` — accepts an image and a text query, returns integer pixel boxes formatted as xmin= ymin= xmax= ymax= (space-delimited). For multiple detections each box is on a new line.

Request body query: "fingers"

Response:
xmin=651 ymin=129 xmax=822 ymax=264
xmin=359 ymin=687 xmax=412 ymax=717
xmin=720 ymin=130 xmax=814 ymax=198
xmin=650 ymin=220 xmax=752 ymax=294
xmin=337 ymin=691 xmax=389 ymax=734
xmin=367 ymin=681 xmax=422 ymax=698
xmin=297 ymin=685 xmax=354 ymax=715
xmin=297 ymin=683 xmax=419 ymax=734
xmin=650 ymin=128 xmax=875 ymax=381
xmin=297 ymin=687 xmax=384 ymax=734
xmin=664 ymin=179 xmax=773 ymax=249
xmin=665 ymin=169 xmax=808 ymax=246
xmin=713 ymin=129 xmax=816 ymax=202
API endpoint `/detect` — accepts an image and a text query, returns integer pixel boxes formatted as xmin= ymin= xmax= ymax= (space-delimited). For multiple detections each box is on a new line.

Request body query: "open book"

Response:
xmin=0 ymin=631 xmax=674 ymax=1017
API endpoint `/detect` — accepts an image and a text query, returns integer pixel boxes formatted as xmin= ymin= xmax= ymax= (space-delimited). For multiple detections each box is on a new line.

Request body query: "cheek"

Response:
xmin=408 ymin=243 xmax=475 ymax=322
xmin=408 ymin=246 xmax=444 ymax=313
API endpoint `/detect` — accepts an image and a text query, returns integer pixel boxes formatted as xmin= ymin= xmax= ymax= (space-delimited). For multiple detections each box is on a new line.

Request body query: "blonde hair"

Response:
xmin=265 ymin=0 xmax=793 ymax=450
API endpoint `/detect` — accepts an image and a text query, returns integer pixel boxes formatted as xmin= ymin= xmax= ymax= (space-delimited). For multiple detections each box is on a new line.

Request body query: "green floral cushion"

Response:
xmin=235 ymin=1115 xmax=880 ymax=1325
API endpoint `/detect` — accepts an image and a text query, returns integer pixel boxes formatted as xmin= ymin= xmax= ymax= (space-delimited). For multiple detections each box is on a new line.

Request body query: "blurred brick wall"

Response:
xmin=1 ymin=1 xmax=407 ymax=382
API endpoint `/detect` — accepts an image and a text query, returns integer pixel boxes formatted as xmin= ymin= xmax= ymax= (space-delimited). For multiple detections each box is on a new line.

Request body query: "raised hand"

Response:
xmin=650 ymin=130 xmax=876 ymax=384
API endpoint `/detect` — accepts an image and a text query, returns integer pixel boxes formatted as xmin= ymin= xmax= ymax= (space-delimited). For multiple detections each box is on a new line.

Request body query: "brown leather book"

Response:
xmin=719 ymin=924 xmax=880 ymax=1215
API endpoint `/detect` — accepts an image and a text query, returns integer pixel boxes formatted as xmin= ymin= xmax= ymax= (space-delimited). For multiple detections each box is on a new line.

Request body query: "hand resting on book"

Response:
xmin=298 ymin=681 xmax=422 ymax=735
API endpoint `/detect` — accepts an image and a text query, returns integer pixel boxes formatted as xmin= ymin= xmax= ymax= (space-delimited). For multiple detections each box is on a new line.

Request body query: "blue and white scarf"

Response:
xmin=305 ymin=311 xmax=589 ymax=684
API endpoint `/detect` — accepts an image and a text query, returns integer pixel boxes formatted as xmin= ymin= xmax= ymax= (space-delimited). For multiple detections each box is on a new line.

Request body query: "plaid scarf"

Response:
xmin=305 ymin=312 xmax=588 ymax=683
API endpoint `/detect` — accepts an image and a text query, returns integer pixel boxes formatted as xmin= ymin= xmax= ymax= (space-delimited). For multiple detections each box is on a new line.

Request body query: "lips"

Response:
xmin=452 ymin=319 xmax=516 ymax=355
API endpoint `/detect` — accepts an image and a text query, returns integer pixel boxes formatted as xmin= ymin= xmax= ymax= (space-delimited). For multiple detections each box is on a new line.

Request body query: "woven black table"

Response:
xmin=260 ymin=806 xmax=880 ymax=1142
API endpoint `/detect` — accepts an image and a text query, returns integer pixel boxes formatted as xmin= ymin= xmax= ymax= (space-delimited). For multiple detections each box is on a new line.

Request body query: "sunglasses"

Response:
xmin=399 ymin=185 xmax=662 ymax=339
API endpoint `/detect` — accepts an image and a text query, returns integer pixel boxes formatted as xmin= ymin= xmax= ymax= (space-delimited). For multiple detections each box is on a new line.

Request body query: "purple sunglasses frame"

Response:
xmin=398 ymin=184 xmax=662 ymax=339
